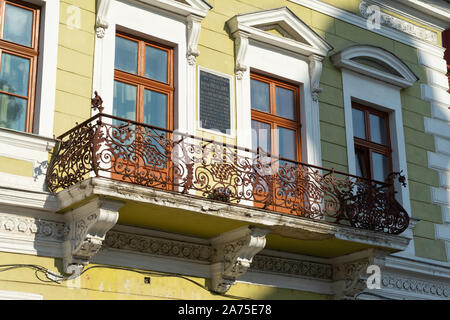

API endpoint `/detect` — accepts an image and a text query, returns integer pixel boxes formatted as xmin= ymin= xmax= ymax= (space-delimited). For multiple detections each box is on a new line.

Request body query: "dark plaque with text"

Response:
xmin=199 ymin=70 xmax=231 ymax=134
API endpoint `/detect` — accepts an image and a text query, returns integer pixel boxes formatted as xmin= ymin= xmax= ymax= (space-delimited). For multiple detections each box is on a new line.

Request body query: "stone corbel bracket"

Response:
xmin=62 ymin=197 xmax=125 ymax=278
xmin=95 ymin=0 xmax=111 ymax=38
xmin=331 ymin=249 xmax=390 ymax=300
xmin=210 ymin=226 xmax=270 ymax=294
xmin=186 ymin=14 xmax=203 ymax=65
xmin=232 ymin=31 xmax=250 ymax=80
xmin=309 ymin=54 xmax=324 ymax=102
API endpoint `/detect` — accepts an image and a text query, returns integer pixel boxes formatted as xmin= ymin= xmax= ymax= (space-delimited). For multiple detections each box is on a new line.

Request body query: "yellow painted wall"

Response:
xmin=53 ymin=0 xmax=96 ymax=137
xmin=0 ymin=156 xmax=33 ymax=177
xmin=0 ymin=252 xmax=331 ymax=300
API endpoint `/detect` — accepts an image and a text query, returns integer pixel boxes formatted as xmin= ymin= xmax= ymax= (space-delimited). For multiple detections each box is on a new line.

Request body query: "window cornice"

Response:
xmin=331 ymin=45 xmax=419 ymax=89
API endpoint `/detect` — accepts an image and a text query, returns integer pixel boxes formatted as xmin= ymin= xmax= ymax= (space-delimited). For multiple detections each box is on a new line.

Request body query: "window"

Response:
xmin=250 ymin=73 xmax=301 ymax=162
xmin=113 ymin=33 xmax=173 ymax=130
xmin=352 ymin=102 xmax=392 ymax=182
xmin=112 ymin=33 xmax=174 ymax=185
xmin=0 ymin=0 xmax=40 ymax=132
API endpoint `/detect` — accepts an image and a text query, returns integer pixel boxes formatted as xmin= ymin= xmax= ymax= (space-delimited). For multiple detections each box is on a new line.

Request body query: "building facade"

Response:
xmin=0 ymin=0 xmax=449 ymax=300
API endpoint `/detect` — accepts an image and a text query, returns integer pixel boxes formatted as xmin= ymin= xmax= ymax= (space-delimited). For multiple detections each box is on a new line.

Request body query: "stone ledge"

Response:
xmin=56 ymin=177 xmax=410 ymax=252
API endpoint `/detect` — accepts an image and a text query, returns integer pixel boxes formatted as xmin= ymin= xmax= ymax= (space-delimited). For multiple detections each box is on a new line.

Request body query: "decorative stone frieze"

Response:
xmin=381 ymin=273 xmax=450 ymax=299
xmin=251 ymin=255 xmax=333 ymax=280
xmin=359 ymin=1 xmax=439 ymax=44
xmin=62 ymin=197 xmax=124 ymax=277
xmin=0 ymin=213 xmax=67 ymax=241
xmin=104 ymin=230 xmax=213 ymax=262
xmin=210 ymin=226 xmax=269 ymax=294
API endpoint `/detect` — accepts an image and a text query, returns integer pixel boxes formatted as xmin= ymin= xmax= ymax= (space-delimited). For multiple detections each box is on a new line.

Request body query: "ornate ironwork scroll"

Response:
xmin=46 ymin=113 xmax=410 ymax=235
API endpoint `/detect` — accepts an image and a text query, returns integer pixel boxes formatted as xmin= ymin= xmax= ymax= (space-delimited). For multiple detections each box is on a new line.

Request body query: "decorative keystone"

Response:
xmin=331 ymin=249 xmax=389 ymax=300
xmin=62 ymin=197 xmax=125 ymax=277
xmin=210 ymin=226 xmax=269 ymax=294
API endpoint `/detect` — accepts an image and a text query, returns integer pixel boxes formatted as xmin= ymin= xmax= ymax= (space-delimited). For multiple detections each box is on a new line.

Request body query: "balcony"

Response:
xmin=46 ymin=112 xmax=409 ymax=236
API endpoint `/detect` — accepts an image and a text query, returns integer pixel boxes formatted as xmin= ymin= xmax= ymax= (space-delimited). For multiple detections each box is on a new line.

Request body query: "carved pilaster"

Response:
xmin=186 ymin=14 xmax=203 ymax=65
xmin=232 ymin=31 xmax=250 ymax=80
xmin=210 ymin=226 xmax=269 ymax=294
xmin=96 ymin=0 xmax=111 ymax=38
xmin=331 ymin=249 xmax=389 ymax=300
xmin=309 ymin=54 xmax=324 ymax=102
xmin=62 ymin=197 xmax=124 ymax=277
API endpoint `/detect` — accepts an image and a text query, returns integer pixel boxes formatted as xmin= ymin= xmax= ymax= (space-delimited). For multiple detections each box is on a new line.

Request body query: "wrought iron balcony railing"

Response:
xmin=46 ymin=111 xmax=410 ymax=235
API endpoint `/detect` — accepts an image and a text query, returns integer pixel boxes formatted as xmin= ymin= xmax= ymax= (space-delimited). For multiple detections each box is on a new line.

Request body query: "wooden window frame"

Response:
xmin=250 ymin=72 xmax=301 ymax=162
xmin=352 ymin=101 xmax=392 ymax=182
xmin=114 ymin=32 xmax=174 ymax=130
xmin=0 ymin=0 xmax=40 ymax=133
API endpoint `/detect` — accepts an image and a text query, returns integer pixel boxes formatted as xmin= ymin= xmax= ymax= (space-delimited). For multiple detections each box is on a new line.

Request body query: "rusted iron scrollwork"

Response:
xmin=46 ymin=106 xmax=410 ymax=235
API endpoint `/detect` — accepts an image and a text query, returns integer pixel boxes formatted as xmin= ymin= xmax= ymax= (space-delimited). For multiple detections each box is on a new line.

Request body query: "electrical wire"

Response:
xmin=355 ymin=291 xmax=396 ymax=300
xmin=0 ymin=263 xmax=252 ymax=300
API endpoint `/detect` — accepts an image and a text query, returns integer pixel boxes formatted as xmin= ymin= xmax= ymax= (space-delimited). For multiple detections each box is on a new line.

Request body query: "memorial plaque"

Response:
xmin=199 ymin=70 xmax=231 ymax=134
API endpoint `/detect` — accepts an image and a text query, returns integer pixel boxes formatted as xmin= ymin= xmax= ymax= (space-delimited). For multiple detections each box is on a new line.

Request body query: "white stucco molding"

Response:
xmin=210 ymin=226 xmax=269 ymax=294
xmin=95 ymin=0 xmax=211 ymax=39
xmin=331 ymin=45 xmax=419 ymax=89
xmin=62 ymin=197 xmax=125 ymax=278
xmin=227 ymin=6 xmax=332 ymax=79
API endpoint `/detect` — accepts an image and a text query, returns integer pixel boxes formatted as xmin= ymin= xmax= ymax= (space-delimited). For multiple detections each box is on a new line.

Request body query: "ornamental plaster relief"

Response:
xmin=359 ymin=1 xmax=439 ymax=44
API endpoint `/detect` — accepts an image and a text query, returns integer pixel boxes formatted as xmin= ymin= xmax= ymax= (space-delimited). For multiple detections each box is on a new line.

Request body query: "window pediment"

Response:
xmin=331 ymin=45 xmax=418 ymax=88
xmin=227 ymin=7 xmax=332 ymax=58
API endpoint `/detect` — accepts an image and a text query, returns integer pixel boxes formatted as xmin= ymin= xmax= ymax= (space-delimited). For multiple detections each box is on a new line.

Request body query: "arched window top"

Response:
xmin=331 ymin=45 xmax=418 ymax=88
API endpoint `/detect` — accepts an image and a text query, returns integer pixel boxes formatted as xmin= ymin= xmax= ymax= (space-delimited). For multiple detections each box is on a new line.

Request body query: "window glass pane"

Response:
xmin=251 ymin=120 xmax=271 ymax=154
xmin=113 ymin=81 xmax=136 ymax=122
xmin=370 ymin=113 xmax=387 ymax=145
xmin=251 ymin=79 xmax=270 ymax=113
xmin=144 ymin=89 xmax=167 ymax=128
xmin=114 ymin=36 xmax=138 ymax=74
xmin=145 ymin=46 xmax=168 ymax=83
xmin=355 ymin=148 xmax=368 ymax=178
xmin=278 ymin=127 xmax=296 ymax=161
xmin=352 ymin=108 xmax=366 ymax=139
xmin=3 ymin=4 xmax=33 ymax=47
xmin=276 ymin=86 xmax=295 ymax=120
xmin=0 ymin=53 xmax=30 ymax=96
xmin=372 ymin=152 xmax=389 ymax=182
xmin=0 ymin=93 xmax=27 ymax=131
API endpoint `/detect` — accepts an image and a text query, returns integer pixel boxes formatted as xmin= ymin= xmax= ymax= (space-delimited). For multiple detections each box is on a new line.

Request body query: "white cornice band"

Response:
xmin=288 ymin=0 xmax=445 ymax=57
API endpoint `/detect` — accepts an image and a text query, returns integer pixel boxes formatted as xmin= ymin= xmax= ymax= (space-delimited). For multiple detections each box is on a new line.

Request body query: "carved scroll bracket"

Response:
xmin=62 ymin=197 xmax=125 ymax=277
xmin=95 ymin=0 xmax=111 ymax=38
xmin=231 ymin=31 xmax=250 ymax=80
xmin=309 ymin=54 xmax=324 ymax=102
xmin=186 ymin=14 xmax=203 ymax=65
xmin=331 ymin=249 xmax=390 ymax=300
xmin=210 ymin=226 xmax=269 ymax=294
